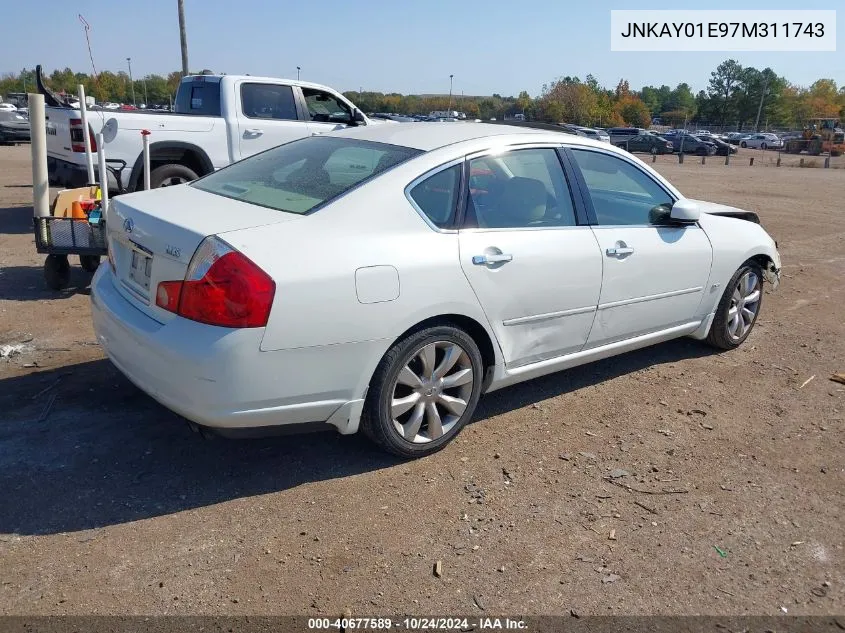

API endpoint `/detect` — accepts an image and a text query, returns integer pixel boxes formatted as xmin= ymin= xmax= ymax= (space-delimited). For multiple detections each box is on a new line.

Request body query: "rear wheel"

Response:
xmin=650 ymin=146 xmax=658 ymax=155
xmin=361 ymin=325 xmax=484 ymax=458
xmin=706 ymin=261 xmax=763 ymax=350
xmin=761 ymin=142 xmax=768 ymax=150
xmin=740 ymin=141 xmax=747 ymax=148
xmin=149 ymin=164 xmax=199 ymax=189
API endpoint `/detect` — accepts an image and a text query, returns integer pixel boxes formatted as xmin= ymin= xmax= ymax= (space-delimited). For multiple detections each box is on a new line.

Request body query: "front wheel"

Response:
xmin=44 ymin=255 xmax=70 ymax=291
xmin=650 ymin=146 xmax=658 ymax=155
xmin=361 ymin=325 xmax=484 ymax=458
xmin=706 ymin=261 xmax=764 ymax=350
xmin=740 ymin=141 xmax=747 ymax=148
xmin=761 ymin=142 xmax=768 ymax=150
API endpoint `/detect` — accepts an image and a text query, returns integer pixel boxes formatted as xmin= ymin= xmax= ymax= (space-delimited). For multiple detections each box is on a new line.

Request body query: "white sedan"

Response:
xmin=740 ymin=134 xmax=784 ymax=149
xmin=91 ymin=123 xmax=781 ymax=457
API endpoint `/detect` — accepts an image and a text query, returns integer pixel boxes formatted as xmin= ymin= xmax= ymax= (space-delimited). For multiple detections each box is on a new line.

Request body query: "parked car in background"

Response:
xmin=91 ymin=123 xmax=781 ymax=457
xmin=665 ymin=133 xmax=717 ymax=155
xmin=41 ymin=71 xmax=382 ymax=192
xmin=615 ymin=133 xmax=673 ymax=154
xmin=607 ymin=127 xmax=649 ymax=145
xmin=574 ymin=126 xmax=610 ymax=143
xmin=700 ymin=135 xmax=738 ymax=156
xmin=724 ymin=132 xmax=747 ymax=145
xmin=740 ymin=134 xmax=783 ymax=150
xmin=0 ymin=109 xmax=30 ymax=144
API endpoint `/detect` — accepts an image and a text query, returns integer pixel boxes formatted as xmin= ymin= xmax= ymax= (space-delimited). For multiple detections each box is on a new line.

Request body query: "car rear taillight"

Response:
xmin=155 ymin=236 xmax=275 ymax=328
xmin=69 ymin=118 xmax=98 ymax=154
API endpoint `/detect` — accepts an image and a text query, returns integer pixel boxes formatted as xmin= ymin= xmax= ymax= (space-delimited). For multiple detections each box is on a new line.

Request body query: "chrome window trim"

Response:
xmin=403 ymin=157 xmax=465 ymax=234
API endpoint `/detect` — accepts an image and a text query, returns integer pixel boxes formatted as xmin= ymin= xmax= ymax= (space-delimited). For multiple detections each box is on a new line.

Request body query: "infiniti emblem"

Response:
xmin=123 ymin=218 xmax=134 ymax=233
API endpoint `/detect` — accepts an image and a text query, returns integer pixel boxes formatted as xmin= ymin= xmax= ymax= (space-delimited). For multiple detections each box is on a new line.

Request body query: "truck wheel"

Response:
xmin=150 ymin=164 xmax=199 ymax=188
xmin=44 ymin=255 xmax=71 ymax=291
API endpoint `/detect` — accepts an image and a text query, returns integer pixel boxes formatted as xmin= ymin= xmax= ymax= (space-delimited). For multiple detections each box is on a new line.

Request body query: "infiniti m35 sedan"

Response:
xmin=91 ymin=123 xmax=781 ymax=457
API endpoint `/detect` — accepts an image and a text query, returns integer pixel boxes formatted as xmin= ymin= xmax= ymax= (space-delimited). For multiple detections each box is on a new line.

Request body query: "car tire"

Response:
xmin=361 ymin=325 xmax=484 ymax=458
xmin=740 ymin=141 xmax=747 ymax=148
xmin=761 ymin=142 xmax=767 ymax=150
xmin=706 ymin=260 xmax=764 ymax=350
xmin=650 ymin=147 xmax=658 ymax=155
xmin=149 ymin=164 xmax=199 ymax=189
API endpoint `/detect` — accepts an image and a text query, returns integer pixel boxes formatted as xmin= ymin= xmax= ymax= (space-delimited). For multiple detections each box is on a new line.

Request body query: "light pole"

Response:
xmin=22 ymin=68 xmax=27 ymax=95
xmin=126 ymin=57 xmax=136 ymax=106
xmin=297 ymin=66 xmax=301 ymax=80
xmin=143 ymin=78 xmax=148 ymax=107
xmin=178 ymin=0 xmax=190 ymax=77
xmin=448 ymin=74 xmax=454 ymax=113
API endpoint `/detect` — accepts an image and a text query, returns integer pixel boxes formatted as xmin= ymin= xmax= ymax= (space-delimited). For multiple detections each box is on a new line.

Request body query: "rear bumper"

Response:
xmin=90 ymin=265 xmax=384 ymax=434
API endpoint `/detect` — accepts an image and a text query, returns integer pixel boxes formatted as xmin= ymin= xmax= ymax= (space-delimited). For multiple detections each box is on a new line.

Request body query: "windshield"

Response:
xmin=192 ymin=136 xmax=421 ymax=214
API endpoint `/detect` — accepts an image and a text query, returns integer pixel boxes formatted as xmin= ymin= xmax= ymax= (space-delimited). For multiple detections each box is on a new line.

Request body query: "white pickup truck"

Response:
xmin=43 ymin=72 xmax=382 ymax=191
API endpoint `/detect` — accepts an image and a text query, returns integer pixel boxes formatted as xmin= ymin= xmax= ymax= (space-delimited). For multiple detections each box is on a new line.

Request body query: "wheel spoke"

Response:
xmin=402 ymin=402 xmax=425 ymax=440
xmin=741 ymin=306 xmax=756 ymax=324
xmin=391 ymin=392 xmax=420 ymax=418
xmin=744 ymin=289 xmax=760 ymax=304
xmin=418 ymin=344 xmax=437 ymax=379
xmin=437 ymin=393 xmax=467 ymax=416
xmin=441 ymin=367 xmax=473 ymax=389
xmin=397 ymin=365 xmax=422 ymax=388
xmin=727 ymin=311 xmax=741 ymax=336
xmin=425 ymin=401 xmax=443 ymax=439
xmin=432 ymin=344 xmax=462 ymax=380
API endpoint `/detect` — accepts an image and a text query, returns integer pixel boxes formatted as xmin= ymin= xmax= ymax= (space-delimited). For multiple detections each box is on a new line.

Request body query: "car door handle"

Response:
xmin=472 ymin=253 xmax=513 ymax=265
xmin=606 ymin=246 xmax=635 ymax=256
xmin=244 ymin=128 xmax=264 ymax=137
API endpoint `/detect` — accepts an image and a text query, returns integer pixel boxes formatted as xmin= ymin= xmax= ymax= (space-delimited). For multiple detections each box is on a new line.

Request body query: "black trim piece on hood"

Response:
xmin=708 ymin=210 xmax=760 ymax=224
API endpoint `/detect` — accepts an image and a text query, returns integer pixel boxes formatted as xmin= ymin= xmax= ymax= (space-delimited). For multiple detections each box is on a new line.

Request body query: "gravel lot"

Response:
xmin=1 ymin=143 xmax=843 ymax=617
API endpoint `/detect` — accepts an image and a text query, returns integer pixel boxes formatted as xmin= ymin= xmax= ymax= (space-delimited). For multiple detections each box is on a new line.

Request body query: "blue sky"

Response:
xmin=6 ymin=0 xmax=842 ymax=96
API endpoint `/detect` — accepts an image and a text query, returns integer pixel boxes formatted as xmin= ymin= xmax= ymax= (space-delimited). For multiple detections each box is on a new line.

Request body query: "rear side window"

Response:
xmin=408 ymin=164 xmax=461 ymax=228
xmin=241 ymin=83 xmax=298 ymax=120
xmin=174 ymin=78 xmax=222 ymax=116
xmin=192 ymin=136 xmax=421 ymax=215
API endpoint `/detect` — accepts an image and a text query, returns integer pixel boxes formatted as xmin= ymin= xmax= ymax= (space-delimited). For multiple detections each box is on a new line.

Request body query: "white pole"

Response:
xmin=29 ymin=93 xmax=50 ymax=219
xmin=78 ymin=84 xmax=96 ymax=185
xmin=97 ymin=132 xmax=109 ymax=219
xmin=142 ymin=130 xmax=151 ymax=190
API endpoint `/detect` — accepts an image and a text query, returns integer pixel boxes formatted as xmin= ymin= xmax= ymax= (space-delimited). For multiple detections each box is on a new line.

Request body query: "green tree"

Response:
xmin=707 ymin=59 xmax=744 ymax=124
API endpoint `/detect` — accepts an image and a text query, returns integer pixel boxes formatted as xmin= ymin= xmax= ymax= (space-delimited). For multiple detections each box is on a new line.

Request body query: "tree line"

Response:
xmin=2 ymin=60 xmax=843 ymax=130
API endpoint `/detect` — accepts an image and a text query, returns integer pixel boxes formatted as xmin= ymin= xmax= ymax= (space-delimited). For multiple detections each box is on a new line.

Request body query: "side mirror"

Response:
xmin=352 ymin=108 xmax=366 ymax=124
xmin=670 ymin=199 xmax=701 ymax=223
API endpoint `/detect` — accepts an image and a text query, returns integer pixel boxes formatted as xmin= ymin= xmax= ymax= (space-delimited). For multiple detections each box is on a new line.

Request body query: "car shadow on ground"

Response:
xmin=0 ymin=339 xmax=718 ymax=536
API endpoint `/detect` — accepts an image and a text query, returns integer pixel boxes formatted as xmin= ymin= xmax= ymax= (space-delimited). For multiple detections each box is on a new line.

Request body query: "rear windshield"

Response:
xmin=174 ymin=77 xmax=222 ymax=116
xmin=192 ymin=136 xmax=421 ymax=214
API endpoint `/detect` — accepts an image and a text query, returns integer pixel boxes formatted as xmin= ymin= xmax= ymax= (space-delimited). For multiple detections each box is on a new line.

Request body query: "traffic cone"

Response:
xmin=71 ymin=200 xmax=87 ymax=219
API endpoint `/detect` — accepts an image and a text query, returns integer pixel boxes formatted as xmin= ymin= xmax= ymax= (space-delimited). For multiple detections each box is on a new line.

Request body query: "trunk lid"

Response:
xmin=107 ymin=184 xmax=300 ymax=323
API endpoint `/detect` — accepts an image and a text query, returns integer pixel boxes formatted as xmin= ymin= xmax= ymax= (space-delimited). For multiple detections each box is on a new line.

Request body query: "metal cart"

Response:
xmin=33 ymin=159 xmax=126 ymax=290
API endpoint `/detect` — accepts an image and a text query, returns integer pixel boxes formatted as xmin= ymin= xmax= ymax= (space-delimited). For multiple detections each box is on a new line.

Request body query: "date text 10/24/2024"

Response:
xmin=308 ymin=617 xmax=528 ymax=630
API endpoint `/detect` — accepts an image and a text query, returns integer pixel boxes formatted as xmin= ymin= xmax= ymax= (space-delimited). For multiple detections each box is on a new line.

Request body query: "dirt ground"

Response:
xmin=0 ymin=143 xmax=843 ymax=617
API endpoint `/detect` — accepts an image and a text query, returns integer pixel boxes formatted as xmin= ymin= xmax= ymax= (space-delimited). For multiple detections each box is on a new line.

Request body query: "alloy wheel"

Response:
xmin=389 ymin=341 xmax=474 ymax=443
xmin=727 ymin=271 xmax=761 ymax=341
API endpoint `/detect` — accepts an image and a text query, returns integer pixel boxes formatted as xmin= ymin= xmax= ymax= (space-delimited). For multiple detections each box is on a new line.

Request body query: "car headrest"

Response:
xmin=491 ymin=176 xmax=547 ymax=226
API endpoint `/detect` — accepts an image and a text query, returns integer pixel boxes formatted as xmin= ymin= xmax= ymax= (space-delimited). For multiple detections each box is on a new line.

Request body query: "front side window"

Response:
xmin=408 ymin=164 xmax=461 ymax=228
xmin=570 ymin=149 xmax=674 ymax=226
xmin=241 ymin=83 xmax=298 ymax=120
xmin=302 ymin=88 xmax=351 ymax=123
xmin=193 ymin=136 xmax=420 ymax=214
xmin=465 ymin=148 xmax=577 ymax=229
